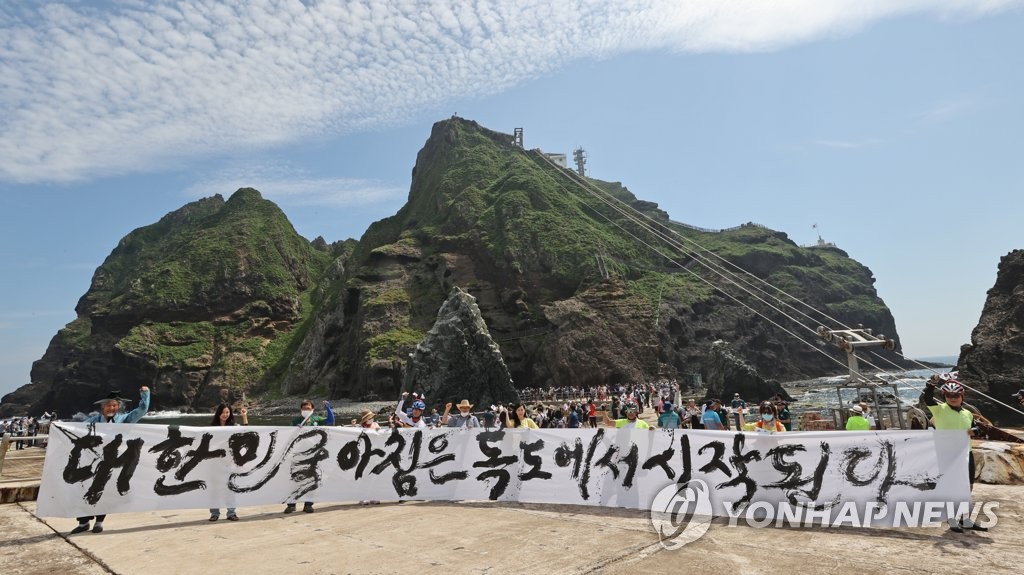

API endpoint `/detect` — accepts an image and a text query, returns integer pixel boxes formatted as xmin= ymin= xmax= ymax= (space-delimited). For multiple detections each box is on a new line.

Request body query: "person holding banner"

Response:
xmin=442 ymin=400 xmax=480 ymax=428
xmin=353 ymin=408 xmax=380 ymax=430
xmin=920 ymin=374 xmax=987 ymax=533
xmin=395 ymin=392 xmax=428 ymax=428
xmin=70 ymin=386 xmax=150 ymax=535
xmin=502 ymin=403 xmax=539 ymax=429
xmin=285 ymin=399 xmax=335 ymax=514
xmin=602 ymin=400 xmax=650 ymax=429
xmin=291 ymin=399 xmax=335 ymax=427
xmin=208 ymin=404 xmax=247 ymax=521
xmin=740 ymin=402 xmax=786 ymax=433
xmin=844 ymin=405 xmax=871 ymax=431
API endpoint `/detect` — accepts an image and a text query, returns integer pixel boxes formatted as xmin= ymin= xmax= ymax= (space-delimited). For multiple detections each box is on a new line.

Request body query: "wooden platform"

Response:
xmin=0 ymin=446 xmax=45 ymax=503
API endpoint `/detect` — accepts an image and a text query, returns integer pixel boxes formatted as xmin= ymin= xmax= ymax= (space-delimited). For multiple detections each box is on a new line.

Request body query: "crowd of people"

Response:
xmin=0 ymin=414 xmax=51 ymax=449
xmin=40 ymin=369 xmax=1014 ymax=536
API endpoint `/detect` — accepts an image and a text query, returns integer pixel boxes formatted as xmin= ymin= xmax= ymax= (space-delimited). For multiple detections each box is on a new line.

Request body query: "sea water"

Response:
xmin=785 ymin=368 xmax=941 ymax=410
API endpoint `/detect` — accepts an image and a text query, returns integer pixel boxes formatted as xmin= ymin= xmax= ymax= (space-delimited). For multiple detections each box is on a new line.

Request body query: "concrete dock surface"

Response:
xmin=2 ymin=482 xmax=1022 ymax=575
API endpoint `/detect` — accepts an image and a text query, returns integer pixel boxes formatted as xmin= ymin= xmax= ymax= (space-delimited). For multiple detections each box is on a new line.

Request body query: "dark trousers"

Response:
xmin=76 ymin=514 xmax=106 ymax=524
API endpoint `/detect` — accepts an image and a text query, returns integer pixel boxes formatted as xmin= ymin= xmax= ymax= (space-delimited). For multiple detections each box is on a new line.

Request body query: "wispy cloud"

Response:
xmin=1 ymin=0 xmax=1019 ymax=183
xmin=814 ymin=137 xmax=881 ymax=149
xmin=184 ymin=161 xmax=405 ymax=208
xmin=916 ymin=98 xmax=974 ymax=124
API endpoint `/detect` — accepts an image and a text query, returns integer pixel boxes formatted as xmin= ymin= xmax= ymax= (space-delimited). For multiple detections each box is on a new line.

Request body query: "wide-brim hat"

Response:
xmin=94 ymin=390 xmax=131 ymax=405
xmin=358 ymin=409 xmax=375 ymax=424
xmin=850 ymin=405 xmax=864 ymax=414
xmin=455 ymin=399 xmax=474 ymax=410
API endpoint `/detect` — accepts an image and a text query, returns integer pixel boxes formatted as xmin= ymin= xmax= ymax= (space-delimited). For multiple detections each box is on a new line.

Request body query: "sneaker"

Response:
xmin=962 ymin=517 xmax=989 ymax=532
xmin=227 ymin=514 xmax=239 ymax=521
xmin=91 ymin=524 xmax=104 ymax=534
xmin=70 ymin=523 xmax=90 ymax=535
xmin=209 ymin=514 xmax=219 ymax=522
xmin=302 ymin=503 xmax=315 ymax=513
xmin=284 ymin=504 xmax=296 ymax=514
xmin=948 ymin=517 xmax=964 ymax=533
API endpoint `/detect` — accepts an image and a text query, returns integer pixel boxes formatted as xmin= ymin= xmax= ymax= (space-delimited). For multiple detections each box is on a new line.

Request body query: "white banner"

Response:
xmin=38 ymin=423 xmax=970 ymax=526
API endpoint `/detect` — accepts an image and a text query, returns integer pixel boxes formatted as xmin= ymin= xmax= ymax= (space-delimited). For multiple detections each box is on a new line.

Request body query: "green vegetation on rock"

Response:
xmin=367 ymin=328 xmax=426 ymax=361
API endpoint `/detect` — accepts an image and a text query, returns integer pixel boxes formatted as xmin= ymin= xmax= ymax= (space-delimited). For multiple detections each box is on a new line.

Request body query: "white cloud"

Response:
xmin=0 ymin=0 xmax=1020 ymax=183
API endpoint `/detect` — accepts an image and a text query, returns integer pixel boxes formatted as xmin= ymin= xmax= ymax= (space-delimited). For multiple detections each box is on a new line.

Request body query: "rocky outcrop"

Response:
xmin=402 ymin=287 xmax=519 ymax=407
xmin=702 ymin=340 xmax=793 ymax=403
xmin=1 ymin=118 xmax=907 ymax=418
xmin=0 ymin=189 xmax=331 ymax=418
xmin=284 ymin=118 xmax=906 ymax=404
xmin=958 ymin=249 xmax=1024 ymax=426
xmin=974 ymin=441 xmax=1024 ymax=485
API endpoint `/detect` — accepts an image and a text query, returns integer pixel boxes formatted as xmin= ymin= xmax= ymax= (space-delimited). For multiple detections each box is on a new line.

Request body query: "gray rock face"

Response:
xmin=958 ymin=249 xmax=1024 ymax=426
xmin=703 ymin=340 xmax=793 ymax=403
xmin=403 ymin=287 xmax=519 ymax=408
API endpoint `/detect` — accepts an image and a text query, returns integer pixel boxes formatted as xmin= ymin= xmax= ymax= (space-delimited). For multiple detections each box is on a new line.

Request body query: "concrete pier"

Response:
xmin=1 ymin=483 xmax=1022 ymax=575
xmin=4 ymin=427 xmax=1024 ymax=574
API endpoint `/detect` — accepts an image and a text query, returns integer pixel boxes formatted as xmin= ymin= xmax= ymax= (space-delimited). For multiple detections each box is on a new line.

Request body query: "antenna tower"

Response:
xmin=573 ymin=147 xmax=587 ymax=177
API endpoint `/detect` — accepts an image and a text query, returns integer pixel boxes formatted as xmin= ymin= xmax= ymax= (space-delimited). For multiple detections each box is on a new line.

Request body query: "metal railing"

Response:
xmin=0 ymin=433 xmax=48 ymax=481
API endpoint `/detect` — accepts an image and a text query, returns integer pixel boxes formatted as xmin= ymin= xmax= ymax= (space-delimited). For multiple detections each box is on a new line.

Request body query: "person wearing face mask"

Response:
xmin=284 ymin=399 xmax=335 ymax=514
xmin=740 ymin=402 xmax=785 ymax=433
xmin=441 ymin=399 xmax=480 ymax=428
xmin=291 ymin=399 xmax=335 ymax=427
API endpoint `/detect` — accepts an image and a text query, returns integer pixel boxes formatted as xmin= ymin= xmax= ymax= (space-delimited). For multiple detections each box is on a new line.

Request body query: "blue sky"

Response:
xmin=2 ymin=1 xmax=1022 ymax=399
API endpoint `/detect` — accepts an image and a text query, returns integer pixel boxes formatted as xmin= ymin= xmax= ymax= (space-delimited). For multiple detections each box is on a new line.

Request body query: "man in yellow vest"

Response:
xmin=844 ymin=405 xmax=870 ymax=430
xmin=602 ymin=400 xmax=650 ymax=429
xmin=920 ymin=374 xmax=986 ymax=533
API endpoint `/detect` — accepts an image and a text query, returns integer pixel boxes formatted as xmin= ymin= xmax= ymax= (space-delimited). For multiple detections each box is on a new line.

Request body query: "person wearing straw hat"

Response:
xmin=70 ymin=386 xmax=150 ymax=535
xmin=441 ymin=399 xmax=480 ymax=428
xmin=844 ymin=405 xmax=870 ymax=431
xmin=352 ymin=408 xmax=380 ymax=430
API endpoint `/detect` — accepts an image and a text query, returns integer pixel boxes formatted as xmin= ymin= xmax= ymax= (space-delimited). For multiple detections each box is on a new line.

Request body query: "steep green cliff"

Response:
xmin=2 ymin=118 xmax=904 ymax=417
xmin=2 ymin=189 xmax=333 ymax=415
xmin=279 ymin=118 xmax=902 ymax=401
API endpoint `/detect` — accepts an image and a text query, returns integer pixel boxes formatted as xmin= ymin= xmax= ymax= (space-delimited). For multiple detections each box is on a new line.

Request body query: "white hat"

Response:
xmin=850 ymin=405 xmax=863 ymax=414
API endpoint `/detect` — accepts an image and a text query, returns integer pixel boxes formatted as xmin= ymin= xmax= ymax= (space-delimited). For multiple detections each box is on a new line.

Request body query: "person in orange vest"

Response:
xmin=739 ymin=401 xmax=785 ymax=433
